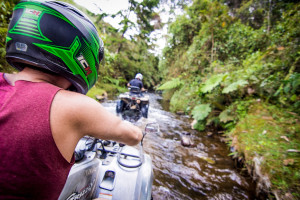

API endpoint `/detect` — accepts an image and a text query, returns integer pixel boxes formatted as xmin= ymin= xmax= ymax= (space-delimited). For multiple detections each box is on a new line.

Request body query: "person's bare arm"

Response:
xmin=50 ymin=90 xmax=143 ymax=162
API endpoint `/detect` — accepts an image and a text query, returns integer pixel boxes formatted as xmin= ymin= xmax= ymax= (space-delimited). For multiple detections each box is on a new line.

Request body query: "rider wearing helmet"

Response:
xmin=0 ymin=1 xmax=142 ymax=199
xmin=127 ymin=73 xmax=145 ymax=92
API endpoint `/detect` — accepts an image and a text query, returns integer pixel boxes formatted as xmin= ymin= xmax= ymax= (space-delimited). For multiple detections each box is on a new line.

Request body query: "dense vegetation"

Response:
xmin=157 ymin=0 xmax=300 ymax=198
xmin=89 ymin=0 xmax=161 ymax=96
xmin=0 ymin=0 xmax=161 ymax=96
xmin=0 ymin=0 xmax=19 ymax=73
xmin=1 ymin=0 xmax=299 ymax=199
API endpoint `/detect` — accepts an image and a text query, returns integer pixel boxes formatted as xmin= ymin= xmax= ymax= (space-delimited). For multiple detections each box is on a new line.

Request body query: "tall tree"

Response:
xmin=107 ymin=0 xmax=160 ymax=53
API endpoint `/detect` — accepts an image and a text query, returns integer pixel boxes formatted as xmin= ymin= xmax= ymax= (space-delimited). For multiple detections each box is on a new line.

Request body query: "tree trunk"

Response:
xmin=211 ymin=30 xmax=214 ymax=64
xmin=267 ymin=0 xmax=272 ymax=35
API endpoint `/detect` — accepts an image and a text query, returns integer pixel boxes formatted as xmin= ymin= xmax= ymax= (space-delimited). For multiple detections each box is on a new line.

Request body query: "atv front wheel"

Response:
xmin=141 ymin=104 xmax=149 ymax=118
xmin=116 ymin=100 xmax=124 ymax=114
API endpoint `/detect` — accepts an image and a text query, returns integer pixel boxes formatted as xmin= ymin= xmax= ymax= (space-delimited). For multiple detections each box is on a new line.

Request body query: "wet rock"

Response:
xmin=176 ymin=111 xmax=185 ymax=115
xmin=207 ymin=132 xmax=214 ymax=137
xmin=95 ymin=91 xmax=108 ymax=102
xmin=191 ymin=119 xmax=197 ymax=129
xmin=181 ymin=135 xmax=194 ymax=147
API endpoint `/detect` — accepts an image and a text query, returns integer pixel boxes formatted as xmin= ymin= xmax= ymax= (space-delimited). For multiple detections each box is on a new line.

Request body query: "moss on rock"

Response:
xmin=226 ymin=102 xmax=300 ymax=199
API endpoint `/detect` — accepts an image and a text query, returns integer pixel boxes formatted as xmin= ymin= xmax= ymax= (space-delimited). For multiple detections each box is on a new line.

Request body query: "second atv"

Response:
xmin=116 ymin=86 xmax=149 ymax=120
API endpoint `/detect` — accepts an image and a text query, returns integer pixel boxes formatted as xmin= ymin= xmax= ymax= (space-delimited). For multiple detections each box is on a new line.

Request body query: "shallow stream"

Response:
xmin=102 ymin=93 xmax=257 ymax=200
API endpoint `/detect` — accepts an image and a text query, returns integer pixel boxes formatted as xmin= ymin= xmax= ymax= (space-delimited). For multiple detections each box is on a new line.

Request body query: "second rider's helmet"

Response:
xmin=6 ymin=0 xmax=104 ymax=94
xmin=135 ymin=73 xmax=143 ymax=80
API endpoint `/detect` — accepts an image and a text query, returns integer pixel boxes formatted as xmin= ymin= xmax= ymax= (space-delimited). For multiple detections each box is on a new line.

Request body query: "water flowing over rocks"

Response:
xmin=101 ymin=94 xmax=257 ymax=200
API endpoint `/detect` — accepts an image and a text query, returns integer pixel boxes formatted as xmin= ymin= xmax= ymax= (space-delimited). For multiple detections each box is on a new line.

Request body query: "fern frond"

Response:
xmin=200 ymin=73 xmax=227 ymax=93
xmin=222 ymin=80 xmax=248 ymax=94
xmin=192 ymin=104 xmax=211 ymax=121
xmin=157 ymin=78 xmax=184 ymax=90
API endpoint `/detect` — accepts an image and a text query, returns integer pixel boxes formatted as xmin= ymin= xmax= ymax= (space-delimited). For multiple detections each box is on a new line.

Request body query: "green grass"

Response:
xmin=226 ymin=102 xmax=300 ymax=198
xmin=87 ymin=83 xmax=127 ymax=100
xmin=86 ymin=86 xmax=106 ymax=99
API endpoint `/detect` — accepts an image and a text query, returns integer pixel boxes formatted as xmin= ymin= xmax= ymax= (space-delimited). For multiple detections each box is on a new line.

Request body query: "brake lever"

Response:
xmin=140 ymin=131 xmax=146 ymax=146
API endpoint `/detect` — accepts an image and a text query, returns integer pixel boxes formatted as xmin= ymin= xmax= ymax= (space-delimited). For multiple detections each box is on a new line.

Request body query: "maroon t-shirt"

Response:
xmin=0 ymin=73 xmax=74 ymax=199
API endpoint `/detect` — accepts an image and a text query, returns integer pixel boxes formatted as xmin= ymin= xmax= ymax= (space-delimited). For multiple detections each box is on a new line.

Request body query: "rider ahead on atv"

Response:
xmin=127 ymin=73 xmax=146 ymax=94
xmin=116 ymin=73 xmax=149 ymax=119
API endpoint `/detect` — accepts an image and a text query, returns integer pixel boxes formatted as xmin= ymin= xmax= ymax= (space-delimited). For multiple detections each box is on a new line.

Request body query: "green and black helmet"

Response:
xmin=6 ymin=0 xmax=104 ymax=94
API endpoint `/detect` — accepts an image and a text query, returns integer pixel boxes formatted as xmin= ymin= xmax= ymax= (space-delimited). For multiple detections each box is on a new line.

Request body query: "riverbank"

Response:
xmin=161 ymin=85 xmax=300 ymax=199
xmin=224 ymin=101 xmax=300 ymax=199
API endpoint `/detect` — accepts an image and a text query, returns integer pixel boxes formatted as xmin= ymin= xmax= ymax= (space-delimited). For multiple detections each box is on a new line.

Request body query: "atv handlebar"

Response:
xmin=117 ymin=122 xmax=159 ymax=168
xmin=75 ymin=123 xmax=159 ymax=167
xmin=128 ymin=86 xmax=148 ymax=94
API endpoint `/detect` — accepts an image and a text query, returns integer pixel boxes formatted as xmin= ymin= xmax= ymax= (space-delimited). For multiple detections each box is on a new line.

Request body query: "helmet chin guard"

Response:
xmin=6 ymin=0 xmax=104 ymax=94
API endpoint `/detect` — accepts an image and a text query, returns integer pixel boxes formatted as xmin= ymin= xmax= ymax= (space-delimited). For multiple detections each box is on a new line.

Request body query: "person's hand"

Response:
xmin=120 ymin=120 xmax=143 ymax=145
